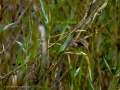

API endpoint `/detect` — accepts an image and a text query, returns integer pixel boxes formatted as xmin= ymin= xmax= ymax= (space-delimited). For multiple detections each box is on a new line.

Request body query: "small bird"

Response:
xmin=72 ymin=39 xmax=89 ymax=50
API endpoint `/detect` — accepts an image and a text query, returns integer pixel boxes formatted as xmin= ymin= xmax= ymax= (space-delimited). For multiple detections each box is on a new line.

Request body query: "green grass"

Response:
xmin=0 ymin=0 xmax=120 ymax=90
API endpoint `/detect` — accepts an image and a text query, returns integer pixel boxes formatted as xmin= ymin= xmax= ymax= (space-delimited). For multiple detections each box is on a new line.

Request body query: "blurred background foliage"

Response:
xmin=0 ymin=0 xmax=120 ymax=90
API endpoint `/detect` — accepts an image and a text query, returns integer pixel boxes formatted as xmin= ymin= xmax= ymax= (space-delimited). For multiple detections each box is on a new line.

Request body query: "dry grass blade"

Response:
xmin=38 ymin=24 xmax=47 ymax=67
xmin=92 ymin=0 xmax=108 ymax=21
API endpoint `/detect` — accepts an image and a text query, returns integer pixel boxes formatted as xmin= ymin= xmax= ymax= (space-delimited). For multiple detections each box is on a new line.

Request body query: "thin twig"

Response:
xmin=0 ymin=61 xmax=28 ymax=80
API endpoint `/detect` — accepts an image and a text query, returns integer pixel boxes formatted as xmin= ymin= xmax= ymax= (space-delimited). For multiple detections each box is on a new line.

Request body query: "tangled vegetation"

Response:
xmin=0 ymin=0 xmax=120 ymax=89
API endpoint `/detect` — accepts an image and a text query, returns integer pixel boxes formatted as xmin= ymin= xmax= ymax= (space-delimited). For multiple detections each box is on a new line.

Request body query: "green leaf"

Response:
xmin=74 ymin=67 xmax=80 ymax=77
xmin=80 ymin=51 xmax=92 ymax=81
xmin=0 ymin=56 xmax=9 ymax=69
xmin=40 ymin=0 xmax=48 ymax=23
xmin=57 ymin=35 xmax=72 ymax=57
xmin=89 ymin=80 xmax=95 ymax=90
xmin=16 ymin=41 xmax=26 ymax=53
xmin=0 ymin=76 xmax=5 ymax=78
xmin=16 ymin=41 xmax=23 ymax=47
xmin=59 ymin=23 xmax=69 ymax=39
xmin=113 ymin=62 xmax=120 ymax=75
xmin=78 ymin=59 xmax=83 ymax=86
xmin=119 ymin=72 xmax=120 ymax=84
xmin=56 ymin=0 xmax=65 ymax=11
xmin=45 ymin=78 xmax=49 ymax=90
xmin=24 ymin=53 xmax=31 ymax=63
xmin=0 ymin=21 xmax=20 ymax=33
xmin=50 ymin=18 xmax=71 ymax=34
xmin=103 ymin=57 xmax=112 ymax=74
xmin=0 ymin=6 xmax=43 ymax=34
